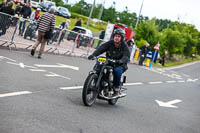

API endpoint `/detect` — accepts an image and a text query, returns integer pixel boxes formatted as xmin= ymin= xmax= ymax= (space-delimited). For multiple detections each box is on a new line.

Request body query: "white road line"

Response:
xmin=45 ymin=72 xmax=71 ymax=80
xmin=59 ymin=78 xmax=199 ymax=91
xmin=34 ymin=63 xmax=79 ymax=71
xmin=177 ymin=80 xmax=185 ymax=83
xmin=148 ymin=81 xmax=163 ymax=84
xmin=124 ymin=82 xmax=143 ymax=86
xmin=29 ymin=69 xmax=46 ymax=72
xmin=0 ymin=91 xmax=32 ymax=98
xmin=166 ymin=81 xmax=176 ymax=83
xmin=19 ymin=63 xmax=25 ymax=68
xmin=60 ymin=86 xmax=83 ymax=90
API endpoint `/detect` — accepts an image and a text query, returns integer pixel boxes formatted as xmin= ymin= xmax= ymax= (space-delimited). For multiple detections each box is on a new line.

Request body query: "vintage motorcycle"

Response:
xmin=82 ymin=56 xmax=127 ymax=106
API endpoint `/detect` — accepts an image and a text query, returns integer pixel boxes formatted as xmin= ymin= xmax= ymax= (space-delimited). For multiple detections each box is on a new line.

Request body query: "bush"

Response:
xmin=71 ymin=12 xmax=88 ymax=22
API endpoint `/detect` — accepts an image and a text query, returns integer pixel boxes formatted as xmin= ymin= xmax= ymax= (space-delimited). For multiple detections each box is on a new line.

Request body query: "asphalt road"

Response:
xmin=0 ymin=48 xmax=200 ymax=133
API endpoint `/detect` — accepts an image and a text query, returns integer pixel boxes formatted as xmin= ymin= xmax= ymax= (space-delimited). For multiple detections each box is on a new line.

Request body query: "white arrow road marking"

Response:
xmin=7 ymin=62 xmax=37 ymax=69
xmin=0 ymin=91 xmax=32 ymax=98
xmin=155 ymin=99 xmax=182 ymax=108
xmin=187 ymin=78 xmax=198 ymax=82
xmin=60 ymin=86 xmax=83 ymax=90
xmin=45 ymin=72 xmax=71 ymax=80
xmin=149 ymin=81 xmax=163 ymax=84
xmin=34 ymin=63 xmax=79 ymax=71
xmin=0 ymin=56 xmax=16 ymax=62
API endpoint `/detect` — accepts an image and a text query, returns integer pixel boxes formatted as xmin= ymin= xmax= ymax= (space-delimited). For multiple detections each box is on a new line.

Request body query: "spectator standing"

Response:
xmin=15 ymin=0 xmax=21 ymax=4
xmin=30 ymin=8 xmax=40 ymax=21
xmin=0 ymin=0 xmax=7 ymax=9
xmin=58 ymin=18 xmax=70 ymax=43
xmin=139 ymin=42 xmax=149 ymax=66
xmin=18 ymin=2 xmax=32 ymax=36
xmin=75 ymin=18 xmax=82 ymax=27
xmin=127 ymin=38 xmax=135 ymax=53
xmin=13 ymin=2 xmax=21 ymax=26
xmin=95 ymin=28 xmax=105 ymax=49
xmin=161 ymin=49 xmax=167 ymax=66
xmin=0 ymin=1 xmax=14 ymax=36
xmin=30 ymin=7 xmax=56 ymax=59
xmin=15 ymin=2 xmax=21 ymax=15
xmin=60 ymin=19 xmax=70 ymax=30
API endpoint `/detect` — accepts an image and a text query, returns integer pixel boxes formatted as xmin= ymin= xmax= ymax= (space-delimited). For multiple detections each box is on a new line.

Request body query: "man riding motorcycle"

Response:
xmin=88 ymin=28 xmax=130 ymax=98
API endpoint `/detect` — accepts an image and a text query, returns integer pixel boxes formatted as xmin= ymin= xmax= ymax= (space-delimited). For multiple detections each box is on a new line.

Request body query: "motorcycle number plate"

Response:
xmin=98 ymin=58 xmax=106 ymax=63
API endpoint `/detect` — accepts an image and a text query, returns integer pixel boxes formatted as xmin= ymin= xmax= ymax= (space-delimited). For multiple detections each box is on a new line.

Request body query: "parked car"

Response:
xmin=56 ymin=6 xmax=71 ymax=18
xmin=39 ymin=1 xmax=56 ymax=12
xmin=67 ymin=26 xmax=94 ymax=48
xmin=30 ymin=0 xmax=42 ymax=9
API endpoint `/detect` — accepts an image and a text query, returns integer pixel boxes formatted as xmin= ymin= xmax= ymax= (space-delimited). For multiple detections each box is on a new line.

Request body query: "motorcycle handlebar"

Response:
xmin=90 ymin=56 xmax=116 ymax=64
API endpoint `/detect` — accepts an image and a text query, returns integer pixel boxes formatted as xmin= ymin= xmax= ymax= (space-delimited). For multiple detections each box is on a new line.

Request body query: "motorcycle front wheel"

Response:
xmin=82 ymin=73 xmax=98 ymax=106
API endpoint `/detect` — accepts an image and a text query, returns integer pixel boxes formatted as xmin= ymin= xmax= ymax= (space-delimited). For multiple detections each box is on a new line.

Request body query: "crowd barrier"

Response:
xmin=0 ymin=12 xmax=105 ymax=57
xmin=0 ymin=12 xmax=141 ymax=63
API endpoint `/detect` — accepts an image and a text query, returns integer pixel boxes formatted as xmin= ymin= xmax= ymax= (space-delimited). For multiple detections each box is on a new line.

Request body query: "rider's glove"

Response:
xmin=116 ymin=60 xmax=123 ymax=64
xmin=88 ymin=54 xmax=95 ymax=60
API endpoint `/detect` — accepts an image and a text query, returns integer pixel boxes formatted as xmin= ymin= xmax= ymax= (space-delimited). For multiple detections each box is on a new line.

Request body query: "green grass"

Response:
xmin=152 ymin=57 xmax=200 ymax=68
xmin=55 ymin=15 xmax=105 ymax=32
xmin=38 ymin=10 xmax=106 ymax=32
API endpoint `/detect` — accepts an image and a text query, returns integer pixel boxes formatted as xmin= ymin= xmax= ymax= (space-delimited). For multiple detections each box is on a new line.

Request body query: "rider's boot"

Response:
xmin=112 ymin=88 xmax=119 ymax=98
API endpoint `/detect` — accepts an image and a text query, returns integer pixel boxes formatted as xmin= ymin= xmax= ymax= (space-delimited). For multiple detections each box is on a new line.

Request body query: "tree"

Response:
xmin=101 ymin=1 xmax=117 ymax=23
xmin=71 ymin=0 xmax=90 ymax=16
xmin=52 ymin=0 xmax=64 ymax=6
xmin=135 ymin=19 xmax=159 ymax=48
xmin=116 ymin=6 xmax=137 ymax=28
xmin=155 ymin=19 xmax=172 ymax=32
xmin=160 ymin=29 xmax=186 ymax=58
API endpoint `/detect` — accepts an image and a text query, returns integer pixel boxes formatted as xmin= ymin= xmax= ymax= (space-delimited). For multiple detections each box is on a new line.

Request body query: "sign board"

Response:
xmin=103 ymin=23 xmax=114 ymax=42
xmin=146 ymin=51 xmax=153 ymax=59
xmin=104 ymin=23 xmax=135 ymax=42
xmin=146 ymin=51 xmax=158 ymax=61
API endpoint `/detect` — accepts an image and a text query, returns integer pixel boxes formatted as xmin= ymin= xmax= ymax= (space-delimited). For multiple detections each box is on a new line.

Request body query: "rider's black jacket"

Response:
xmin=92 ymin=40 xmax=130 ymax=71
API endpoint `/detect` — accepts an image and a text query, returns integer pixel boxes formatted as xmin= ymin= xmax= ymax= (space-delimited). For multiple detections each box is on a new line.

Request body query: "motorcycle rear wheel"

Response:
xmin=82 ymin=74 xmax=98 ymax=106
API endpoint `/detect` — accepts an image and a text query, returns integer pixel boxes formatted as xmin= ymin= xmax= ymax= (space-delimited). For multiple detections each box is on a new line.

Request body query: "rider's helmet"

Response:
xmin=113 ymin=28 xmax=126 ymax=41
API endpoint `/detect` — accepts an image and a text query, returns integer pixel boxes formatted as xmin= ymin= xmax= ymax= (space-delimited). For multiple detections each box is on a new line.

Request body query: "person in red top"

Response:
xmin=30 ymin=8 xmax=40 ymax=21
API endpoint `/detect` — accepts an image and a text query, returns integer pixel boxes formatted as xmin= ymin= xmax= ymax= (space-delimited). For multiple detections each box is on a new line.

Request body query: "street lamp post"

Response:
xmin=98 ymin=0 xmax=105 ymax=20
xmin=135 ymin=0 xmax=144 ymax=29
xmin=86 ymin=0 xmax=96 ymax=29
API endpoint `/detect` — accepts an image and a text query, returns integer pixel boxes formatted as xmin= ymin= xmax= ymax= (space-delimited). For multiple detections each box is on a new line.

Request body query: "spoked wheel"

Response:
xmin=82 ymin=74 xmax=98 ymax=106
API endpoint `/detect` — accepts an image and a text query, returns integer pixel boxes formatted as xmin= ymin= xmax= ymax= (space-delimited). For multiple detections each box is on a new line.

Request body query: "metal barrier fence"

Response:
xmin=0 ymin=12 xmax=139 ymax=63
xmin=0 ymin=12 xmax=107 ymax=57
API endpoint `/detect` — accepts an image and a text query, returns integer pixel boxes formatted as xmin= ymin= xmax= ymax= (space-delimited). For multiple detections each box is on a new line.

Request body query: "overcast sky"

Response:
xmin=69 ymin=0 xmax=200 ymax=31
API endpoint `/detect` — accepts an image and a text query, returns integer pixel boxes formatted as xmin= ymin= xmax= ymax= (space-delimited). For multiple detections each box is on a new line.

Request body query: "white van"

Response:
xmin=30 ymin=0 xmax=43 ymax=9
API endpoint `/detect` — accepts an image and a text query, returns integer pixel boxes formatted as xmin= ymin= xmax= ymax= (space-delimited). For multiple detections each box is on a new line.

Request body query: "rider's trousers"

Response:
xmin=113 ymin=66 xmax=124 ymax=88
